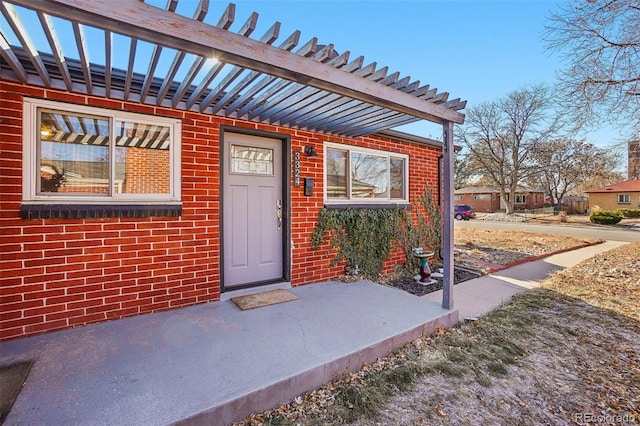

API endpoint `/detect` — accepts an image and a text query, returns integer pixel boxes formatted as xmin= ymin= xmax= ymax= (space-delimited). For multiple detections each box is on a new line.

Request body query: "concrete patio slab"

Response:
xmin=0 ymin=280 xmax=457 ymax=426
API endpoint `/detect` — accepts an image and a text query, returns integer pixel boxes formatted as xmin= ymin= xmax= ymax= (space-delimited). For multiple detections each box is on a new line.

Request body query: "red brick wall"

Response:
xmin=0 ymin=81 xmax=441 ymax=341
xmin=123 ymin=147 xmax=171 ymax=194
xmin=524 ymin=193 xmax=545 ymax=210
xmin=455 ymin=193 xmax=500 ymax=213
xmin=456 ymin=192 xmax=544 ymax=213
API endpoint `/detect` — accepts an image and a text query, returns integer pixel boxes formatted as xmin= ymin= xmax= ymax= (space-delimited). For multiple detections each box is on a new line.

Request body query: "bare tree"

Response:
xmin=529 ymin=138 xmax=620 ymax=208
xmin=457 ymin=85 xmax=558 ymax=214
xmin=544 ymin=1 xmax=640 ymax=139
xmin=453 ymin=150 xmax=475 ymax=190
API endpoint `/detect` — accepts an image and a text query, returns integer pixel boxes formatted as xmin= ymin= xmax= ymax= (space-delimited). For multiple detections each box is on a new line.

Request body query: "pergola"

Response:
xmin=0 ymin=0 xmax=466 ymax=310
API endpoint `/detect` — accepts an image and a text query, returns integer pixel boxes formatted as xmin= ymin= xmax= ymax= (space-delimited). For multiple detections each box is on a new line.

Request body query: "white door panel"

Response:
xmin=223 ymin=133 xmax=283 ymax=288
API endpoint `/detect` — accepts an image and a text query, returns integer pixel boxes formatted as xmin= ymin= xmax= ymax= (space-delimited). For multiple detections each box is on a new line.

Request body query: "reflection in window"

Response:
xmin=115 ymin=120 xmax=171 ymax=194
xmin=231 ymin=145 xmax=274 ymax=175
xmin=325 ymin=143 xmax=408 ymax=203
xmin=31 ymin=101 xmax=178 ymax=201
xmin=390 ymin=158 xmax=405 ymax=200
xmin=326 ymin=149 xmax=347 ymax=198
xmin=351 ymin=152 xmax=388 ymax=198
xmin=39 ymin=111 xmax=109 ymax=194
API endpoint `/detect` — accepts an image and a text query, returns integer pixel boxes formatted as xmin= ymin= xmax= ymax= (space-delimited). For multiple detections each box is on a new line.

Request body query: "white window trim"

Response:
xmin=515 ymin=194 xmax=526 ymax=204
xmin=323 ymin=141 xmax=409 ymax=205
xmin=617 ymin=193 xmax=630 ymax=204
xmin=22 ymin=98 xmax=181 ymax=204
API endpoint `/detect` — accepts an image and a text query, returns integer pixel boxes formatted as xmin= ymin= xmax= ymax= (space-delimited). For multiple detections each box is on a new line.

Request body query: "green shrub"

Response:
xmin=590 ymin=210 xmax=622 ymax=225
xmin=615 ymin=208 xmax=640 ymax=218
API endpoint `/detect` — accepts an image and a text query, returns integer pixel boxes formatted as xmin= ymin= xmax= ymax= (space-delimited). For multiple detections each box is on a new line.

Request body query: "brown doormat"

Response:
xmin=231 ymin=289 xmax=298 ymax=310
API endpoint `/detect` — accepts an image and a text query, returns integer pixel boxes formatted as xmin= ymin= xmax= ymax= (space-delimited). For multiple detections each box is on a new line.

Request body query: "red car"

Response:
xmin=454 ymin=204 xmax=476 ymax=220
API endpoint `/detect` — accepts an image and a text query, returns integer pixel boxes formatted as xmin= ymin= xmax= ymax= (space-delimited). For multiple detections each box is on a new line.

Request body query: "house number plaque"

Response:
xmin=293 ymin=150 xmax=301 ymax=187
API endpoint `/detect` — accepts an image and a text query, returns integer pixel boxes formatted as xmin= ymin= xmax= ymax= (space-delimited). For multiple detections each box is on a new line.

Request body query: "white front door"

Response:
xmin=222 ymin=133 xmax=284 ymax=289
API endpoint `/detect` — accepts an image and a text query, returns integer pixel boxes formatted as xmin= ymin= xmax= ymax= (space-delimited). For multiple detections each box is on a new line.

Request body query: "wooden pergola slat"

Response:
xmin=232 ymin=37 xmax=318 ymax=118
xmin=72 ymin=21 xmax=92 ymax=95
xmin=142 ymin=0 xmax=182 ymax=104
xmin=124 ymin=37 xmax=137 ymax=100
xmin=0 ymin=31 xmax=27 ymax=83
xmin=1 ymin=2 xmax=51 ymax=86
xmin=250 ymin=44 xmax=336 ymax=122
xmin=184 ymin=10 xmax=257 ymax=110
xmin=37 ymin=11 xmax=72 ymax=90
xmin=104 ymin=30 xmax=112 ymax=98
xmin=303 ymin=65 xmax=393 ymax=132
xmin=266 ymin=51 xmax=351 ymax=125
xmin=321 ymin=76 xmax=426 ymax=135
xmin=206 ymin=21 xmax=283 ymax=114
xmin=276 ymin=55 xmax=365 ymax=128
xmin=221 ymin=29 xmax=301 ymax=117
xmin=200 ymin=20 xmax=281 ymax=113
xmin=156 ymin=0 xmax=212 ymax=106
xmin=170 ymin=3 xmax=237 ymax=108
xmin=278 ymin=60 xmax=376 ymax=128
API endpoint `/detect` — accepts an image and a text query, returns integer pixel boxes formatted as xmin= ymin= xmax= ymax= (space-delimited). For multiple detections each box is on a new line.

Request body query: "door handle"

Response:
xmin=276 ymin=199 xmax=282 ymax=231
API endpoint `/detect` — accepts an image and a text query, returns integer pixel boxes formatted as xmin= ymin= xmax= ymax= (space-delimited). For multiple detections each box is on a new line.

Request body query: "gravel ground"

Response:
xmin=479 ymin=212 xmax=527 ymax=222
xmin=383 ymin=227 xmax=600 ymax=296
xmin=380 ymin=268 xmax=481 ymax=297
xmin=233 ymin=237 xmax=639 ymax=426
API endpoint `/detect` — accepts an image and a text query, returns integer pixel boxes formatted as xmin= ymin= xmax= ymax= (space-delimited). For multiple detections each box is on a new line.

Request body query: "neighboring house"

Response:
xmin=0 ymin=1 xmax=466 ymax=340
xmin=454 ymin=185 xmax=545 ymax=213
xmin=586 ymin=179 xmax=640 ymax=211
xmin=561 ymin=195 xmax=589 ymax=215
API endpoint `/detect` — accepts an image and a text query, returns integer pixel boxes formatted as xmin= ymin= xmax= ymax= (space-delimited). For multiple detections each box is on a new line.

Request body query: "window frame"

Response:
xmin=618 ymin=193 xmax=631 ymax=204
xmin=514 ymin=194 xmax=526 ymax=204
xmin=473 ymin=194 xmax=491 ymax=200
xmin=22 ymin=98 xmax=182 ymax=205
xmin=323 ymin=142 xmax=409 ymax=205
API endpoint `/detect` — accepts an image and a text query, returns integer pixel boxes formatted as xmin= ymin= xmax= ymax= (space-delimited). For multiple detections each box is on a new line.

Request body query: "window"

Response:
xmin=324 ymin=142 xmax=408 ymax=204
xmin=454 ymin=195 xmax=463 ymax=201
xmin=230 ymin=145 xmax=273 ymax=175
xmin=23 ymin=98 xmax=181 ymax=206
xmin=618 ymin=194 xmax=630 ymax=204
xmin=473 ymin=194 xmax=491 ymax=200
xmin=515 ymin=194 xmax=526 ymax=204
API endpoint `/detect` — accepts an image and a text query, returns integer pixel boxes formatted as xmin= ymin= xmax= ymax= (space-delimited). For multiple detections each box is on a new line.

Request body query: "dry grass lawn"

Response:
xmin=542 ymin=242 xmax=640 ymax=321
xmin=235 ymin=237 xmax=640 ymax=426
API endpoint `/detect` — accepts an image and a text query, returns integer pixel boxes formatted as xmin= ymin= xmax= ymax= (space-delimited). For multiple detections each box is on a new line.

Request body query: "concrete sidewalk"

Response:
xmin=423 ymin=240 xmax=629 ymax=319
